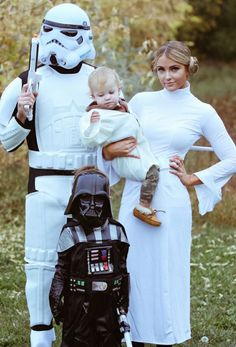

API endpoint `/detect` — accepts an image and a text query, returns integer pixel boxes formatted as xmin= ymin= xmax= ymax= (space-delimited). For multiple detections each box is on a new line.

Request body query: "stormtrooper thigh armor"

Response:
xmin=25 ymin=175 xmax=74 ymax=326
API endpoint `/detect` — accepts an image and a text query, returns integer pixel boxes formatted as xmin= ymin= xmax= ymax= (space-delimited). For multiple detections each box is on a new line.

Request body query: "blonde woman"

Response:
xmin=101 ymin=41 xmax=236 ymax=346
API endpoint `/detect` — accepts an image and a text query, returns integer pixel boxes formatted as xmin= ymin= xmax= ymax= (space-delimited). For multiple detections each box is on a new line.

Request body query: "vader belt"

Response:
xmin=69 ymin=274 xmax=123 ymax=294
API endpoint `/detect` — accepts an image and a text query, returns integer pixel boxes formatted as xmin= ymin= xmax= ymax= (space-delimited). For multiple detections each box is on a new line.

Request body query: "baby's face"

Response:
xmin=93 ymin=84 xmax=120 ymax=109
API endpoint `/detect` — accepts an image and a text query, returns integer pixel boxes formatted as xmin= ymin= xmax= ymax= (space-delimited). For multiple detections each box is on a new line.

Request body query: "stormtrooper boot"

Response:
xmin=30 ymin=328 xmax=56 ymax=347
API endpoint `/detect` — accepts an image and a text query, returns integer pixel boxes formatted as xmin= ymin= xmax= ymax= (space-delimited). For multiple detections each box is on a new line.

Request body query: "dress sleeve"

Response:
xmin=194 ymin=107 xmax=236 ymax=215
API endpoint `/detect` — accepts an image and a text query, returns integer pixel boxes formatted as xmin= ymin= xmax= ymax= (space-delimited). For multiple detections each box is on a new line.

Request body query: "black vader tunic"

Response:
xmin=49 ymin=218 xmax=130 ymax=347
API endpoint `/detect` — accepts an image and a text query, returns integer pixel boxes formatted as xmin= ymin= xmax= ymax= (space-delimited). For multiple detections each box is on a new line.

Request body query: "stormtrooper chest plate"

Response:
xmin=35 ymin=65 xmax=94 ymax=153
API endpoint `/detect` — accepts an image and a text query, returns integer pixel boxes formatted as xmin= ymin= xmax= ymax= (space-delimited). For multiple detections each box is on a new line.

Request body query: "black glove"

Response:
xmin=49 ymin=277 xmax=65 ymax=324
xmin=53 ymin=300 xmax=64 ymax=325
xmin=117 ymin=273 xmax=130 ymax=313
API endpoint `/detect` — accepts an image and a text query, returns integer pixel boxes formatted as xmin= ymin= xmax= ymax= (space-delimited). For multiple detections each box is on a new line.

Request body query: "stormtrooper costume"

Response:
xmin=0 ymin=4 xmax=96 ymax=346
xmin=49 ymin=167 xmax=130 ymax=347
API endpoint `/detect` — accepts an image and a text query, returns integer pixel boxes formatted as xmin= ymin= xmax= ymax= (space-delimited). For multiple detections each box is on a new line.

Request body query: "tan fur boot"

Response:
xmin=133 ymin=204 xmax=161 ymax=227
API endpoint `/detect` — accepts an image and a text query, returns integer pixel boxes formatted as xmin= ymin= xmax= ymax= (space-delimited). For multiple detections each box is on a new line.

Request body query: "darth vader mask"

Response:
xmin=77 ymin=193 xmax=108 ymax=227
xmin=65 ymin=167 xmax=112 ymax=228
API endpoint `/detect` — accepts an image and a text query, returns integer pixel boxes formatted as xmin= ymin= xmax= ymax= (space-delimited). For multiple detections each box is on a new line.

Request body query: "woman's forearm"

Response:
xmin=186 ymin=174 xmax=203 ymax=187
xmin=102 ymin=137 xmax=138 ymax=161
xmin=102 ymin=145 xmax=114 ymax=161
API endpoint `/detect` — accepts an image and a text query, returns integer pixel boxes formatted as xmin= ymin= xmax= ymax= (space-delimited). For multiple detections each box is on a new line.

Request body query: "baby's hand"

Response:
xmin=90 ymin=111 xmax=100 ymax=123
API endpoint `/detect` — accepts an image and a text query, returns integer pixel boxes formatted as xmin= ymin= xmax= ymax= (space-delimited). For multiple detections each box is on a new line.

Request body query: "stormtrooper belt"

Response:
xmin=69 ymin=275 xmax=123 ymax=294
xmin=29 ymin=150 xmax=97 ymax=171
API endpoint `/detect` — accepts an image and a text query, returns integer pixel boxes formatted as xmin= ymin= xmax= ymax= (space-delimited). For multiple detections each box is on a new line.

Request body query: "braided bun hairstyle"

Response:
xmin=189 ymin=56 xmax=199 ymax=75
xmin=152 ymin=41 xmax=199 ymax=75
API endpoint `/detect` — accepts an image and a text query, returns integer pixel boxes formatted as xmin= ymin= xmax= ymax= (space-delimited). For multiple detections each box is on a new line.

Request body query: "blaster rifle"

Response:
xmin=117 ymin=308 xmax=133 ymax=347
xmin=24 ymin=35 xmax=41 ymax=121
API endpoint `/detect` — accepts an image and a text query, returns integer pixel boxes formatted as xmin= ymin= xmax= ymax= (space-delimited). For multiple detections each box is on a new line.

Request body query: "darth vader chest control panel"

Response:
xmin=86 ymin=246 xmax=114 ymax=275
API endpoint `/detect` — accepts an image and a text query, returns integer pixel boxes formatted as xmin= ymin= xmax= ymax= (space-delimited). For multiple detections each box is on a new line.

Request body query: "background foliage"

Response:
xmin=1 ymin=0 xmax=236 ymax=95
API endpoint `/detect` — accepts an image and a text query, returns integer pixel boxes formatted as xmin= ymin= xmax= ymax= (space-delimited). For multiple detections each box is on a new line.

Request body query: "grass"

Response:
xmin=0 ymin=225 xmax=27 ymax=347
xmin=0 ymin=62 xmax=236 ymax=346
xmin=187 ymin=227 xmax=236 ymax=347
xmin=0 ymin=149 xmax=235 ymax=346
xmin=0 ymin=219 xmax=235 ymax=346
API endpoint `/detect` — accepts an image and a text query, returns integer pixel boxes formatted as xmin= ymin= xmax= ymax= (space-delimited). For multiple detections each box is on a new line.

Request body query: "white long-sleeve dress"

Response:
xmin=114 ymin=84 xmax=236 ymax=345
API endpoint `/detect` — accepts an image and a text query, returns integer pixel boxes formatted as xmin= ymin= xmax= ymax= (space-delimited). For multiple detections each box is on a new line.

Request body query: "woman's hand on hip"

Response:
xmin=169 ymin=155 xmax=202 ymax=186
xmin=102 ymin=137 xmax=139 ymax=160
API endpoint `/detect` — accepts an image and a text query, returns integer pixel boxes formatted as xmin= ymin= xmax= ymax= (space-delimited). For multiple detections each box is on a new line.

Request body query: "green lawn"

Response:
xmin=0 ymin=220 xmax=235 ymax=346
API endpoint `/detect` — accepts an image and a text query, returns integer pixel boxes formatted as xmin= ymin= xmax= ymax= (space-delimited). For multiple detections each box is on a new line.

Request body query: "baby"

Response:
xmin=79 ymin=67 xmax=161 ymax=226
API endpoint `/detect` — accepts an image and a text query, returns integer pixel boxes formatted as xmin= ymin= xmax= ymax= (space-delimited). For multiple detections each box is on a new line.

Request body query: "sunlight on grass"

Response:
xmin=0 ymin=222 xmax=235 ymax=346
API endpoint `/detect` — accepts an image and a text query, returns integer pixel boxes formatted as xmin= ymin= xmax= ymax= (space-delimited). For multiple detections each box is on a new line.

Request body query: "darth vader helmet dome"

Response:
xmin=38 ymin=3 xmax=96 ymax=68
xmin=65 ymin=166 xmax=113 ymax=227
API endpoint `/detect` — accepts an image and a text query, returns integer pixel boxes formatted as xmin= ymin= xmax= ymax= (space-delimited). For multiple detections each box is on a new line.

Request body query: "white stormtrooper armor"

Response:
xmin=0 ymin=4 xmax=96 ymax=347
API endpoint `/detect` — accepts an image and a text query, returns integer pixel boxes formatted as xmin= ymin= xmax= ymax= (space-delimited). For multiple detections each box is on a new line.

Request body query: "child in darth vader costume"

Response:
xmin=49 ymin=167 xmax=130 ymax=347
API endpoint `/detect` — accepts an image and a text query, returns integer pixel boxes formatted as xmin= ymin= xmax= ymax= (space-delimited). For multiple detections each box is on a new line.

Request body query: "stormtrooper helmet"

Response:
xmin=65 ymin=166 xmax=113 ymax=228
xmin=38 ymin=3 xmax=96 ymax=69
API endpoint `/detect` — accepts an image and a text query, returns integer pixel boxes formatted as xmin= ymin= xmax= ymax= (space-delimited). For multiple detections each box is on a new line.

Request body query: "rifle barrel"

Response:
xmin=190 ymin=145 xmax=213 ymax=152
